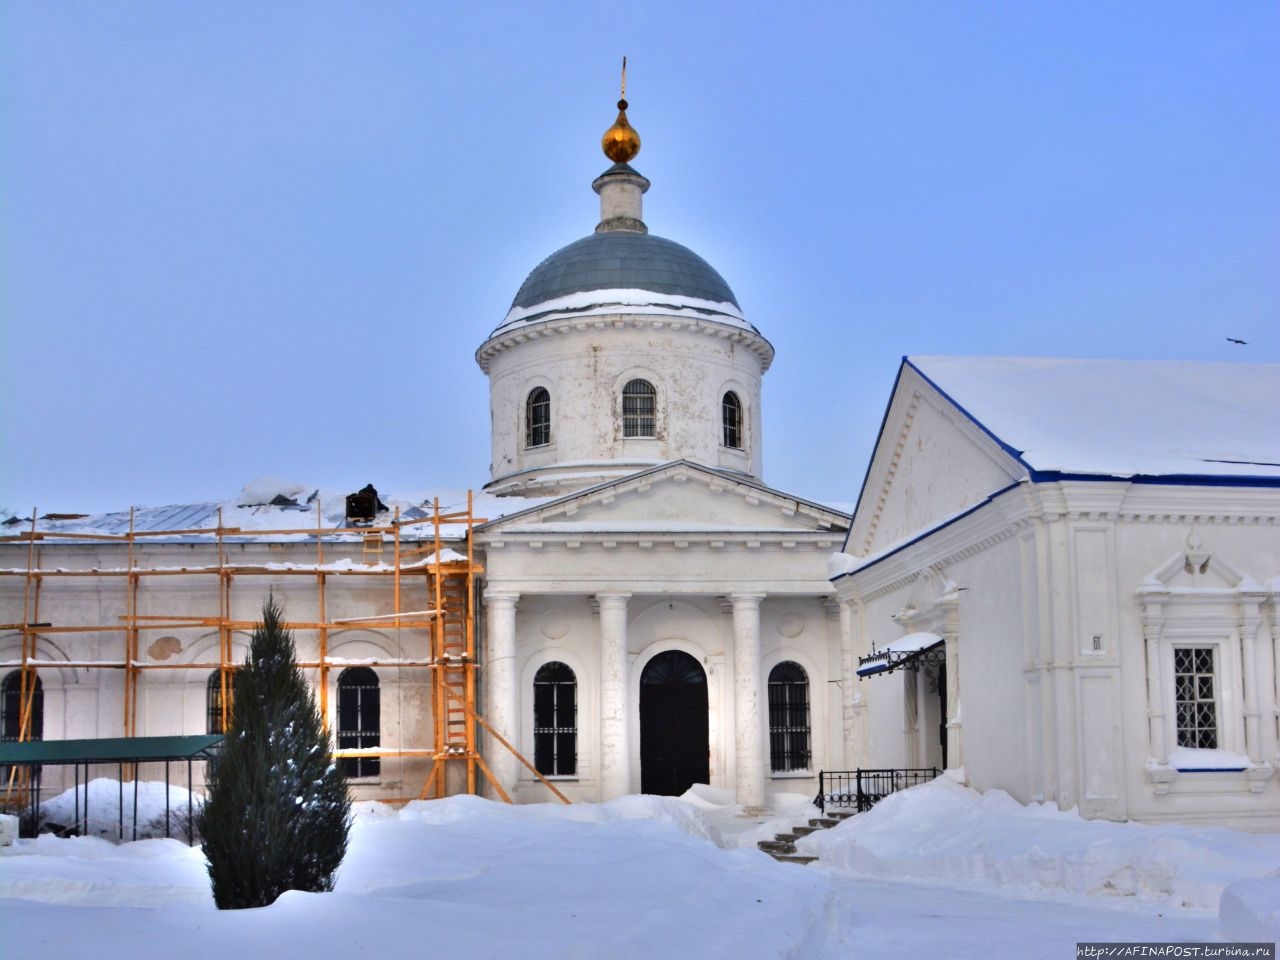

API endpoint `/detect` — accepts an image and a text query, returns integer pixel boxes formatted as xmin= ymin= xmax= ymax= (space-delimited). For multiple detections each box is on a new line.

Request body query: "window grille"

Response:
xmin=1174 ymin=647 xmax=1218 ymax=749
xmin=206 ymin=671 xmax=227 ymax=735
xmin=722 ymin=391 xmax=742 ymax=449
xmin=337 ymin=666 xmax=381 ymax=778
xmin=533 ymin=661 xmax=577 ymax=777
xmin=622 ymin=379 xmax=656 ymax=438
xmin=1 ymin=671 xmax=42 ymax=742
xmin=768 ymin=661 xmax=811 ymax=772
xmin=526 ymin=387 xmax=551 ymax=448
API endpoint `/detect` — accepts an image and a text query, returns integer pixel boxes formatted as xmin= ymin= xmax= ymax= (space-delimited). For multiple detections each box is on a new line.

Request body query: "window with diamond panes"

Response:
xmin=768 ymin=661 xmax=811 ymax=772
xmin=622 ymin=379 xmax=656 ymax=438
xmin=337 ymin=666 xmax=381 ymax=778
xmin=722 ymin=391 xmax=742 ymax=449
xmin=1174 ymin=647 xmax=1218 ymax=749
xmin=526 ymin=387 xmax=551 ymax=448
xmin=533 ymin=661 xmax=577 ymax=776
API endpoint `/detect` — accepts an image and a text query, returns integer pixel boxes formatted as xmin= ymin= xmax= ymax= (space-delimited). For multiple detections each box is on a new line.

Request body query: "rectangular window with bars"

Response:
xmin=1174 ymin=646 xmax=1218 ymax=749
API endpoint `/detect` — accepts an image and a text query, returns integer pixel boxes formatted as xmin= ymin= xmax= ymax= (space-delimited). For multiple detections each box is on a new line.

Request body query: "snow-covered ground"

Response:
xmin=2 ymin=779 xmax=1276 ymax=958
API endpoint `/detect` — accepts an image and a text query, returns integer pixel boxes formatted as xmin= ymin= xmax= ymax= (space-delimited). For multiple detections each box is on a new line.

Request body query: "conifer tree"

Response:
xmin=199 ymin=598 xmax=351 ymax=909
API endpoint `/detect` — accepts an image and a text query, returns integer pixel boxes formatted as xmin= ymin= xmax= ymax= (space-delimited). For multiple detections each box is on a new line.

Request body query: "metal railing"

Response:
xmin=814 ymin=767 xmax=940 ymax=815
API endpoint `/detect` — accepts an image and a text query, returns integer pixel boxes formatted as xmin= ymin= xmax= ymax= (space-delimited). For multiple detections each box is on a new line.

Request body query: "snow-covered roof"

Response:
xmin=0 ymin=477 xmax=551 ymax=543
xmin=908 ymin=357 xmax=1280 ymax=481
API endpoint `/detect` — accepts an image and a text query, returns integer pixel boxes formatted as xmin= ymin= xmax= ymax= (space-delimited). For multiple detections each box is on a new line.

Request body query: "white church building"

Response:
xmin=1 ymin=94 xmax=851 ymax=813
xmin=831 ymin=356 xmax=1280 ymax=830
xmin=3 ymin=95 xmax=1277 ymax=831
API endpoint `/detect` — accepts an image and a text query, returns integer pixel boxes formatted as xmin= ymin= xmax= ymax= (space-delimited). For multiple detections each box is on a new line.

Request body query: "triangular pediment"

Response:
xmin=847 ymin=360 xmax=1027 ymax=557
xmin=478 ymin=461 xmax=849 ymax=538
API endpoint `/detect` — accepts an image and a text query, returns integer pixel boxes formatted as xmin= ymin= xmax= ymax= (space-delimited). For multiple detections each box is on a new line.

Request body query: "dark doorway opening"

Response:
xmin=640 ymin=650 xmax=709 ymax=796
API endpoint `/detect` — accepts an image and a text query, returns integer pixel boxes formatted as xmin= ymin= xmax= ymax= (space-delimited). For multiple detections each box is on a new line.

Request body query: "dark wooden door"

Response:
xmin=640 ymin=651 xmax=709 ymax=795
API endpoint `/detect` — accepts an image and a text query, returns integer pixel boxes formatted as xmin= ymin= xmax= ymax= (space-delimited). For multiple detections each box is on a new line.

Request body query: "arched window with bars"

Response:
xmin=768 ymin=661 xmax=811 ymax=773
xmin=622 ymin=379 xmax=657 ymax=438
xmin=526 ymin=387 xmax=551 ymax=448
xmin=533 ymin=661 xmax=577 ymax=776
xmin=337 ymin=666 xmax=381 ymax=778
xmin=722 ymin=391 xmax=743 ymax=449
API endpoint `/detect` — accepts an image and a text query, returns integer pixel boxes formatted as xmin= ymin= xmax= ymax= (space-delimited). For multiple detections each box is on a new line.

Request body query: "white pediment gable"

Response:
xmin=848 ymin=362 xmax=1026 ymax=557
xmin=479 ymin=462 xmax=849 ymax=537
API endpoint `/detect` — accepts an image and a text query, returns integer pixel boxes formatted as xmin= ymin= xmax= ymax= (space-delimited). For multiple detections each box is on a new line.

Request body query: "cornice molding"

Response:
xmin=475 ymin=313 xmax=775 ymax=373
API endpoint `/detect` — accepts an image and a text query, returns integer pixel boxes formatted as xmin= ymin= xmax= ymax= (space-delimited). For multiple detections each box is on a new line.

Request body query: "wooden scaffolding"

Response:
xmin=0 ymin=493 xmax=565 ymax=808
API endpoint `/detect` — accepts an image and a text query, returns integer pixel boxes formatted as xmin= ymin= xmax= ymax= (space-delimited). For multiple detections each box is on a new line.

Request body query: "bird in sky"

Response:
xmin=1226 ymin=337 xmax=1247 ymax=345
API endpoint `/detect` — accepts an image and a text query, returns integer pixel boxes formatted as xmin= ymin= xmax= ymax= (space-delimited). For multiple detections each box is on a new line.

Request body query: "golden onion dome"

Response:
xmin=602 ymin=98 xmax=641 ymax=164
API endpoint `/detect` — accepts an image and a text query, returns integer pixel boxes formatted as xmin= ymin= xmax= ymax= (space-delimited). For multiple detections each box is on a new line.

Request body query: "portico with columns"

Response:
xmin=475 ymin=461 xmax=849 ymax=806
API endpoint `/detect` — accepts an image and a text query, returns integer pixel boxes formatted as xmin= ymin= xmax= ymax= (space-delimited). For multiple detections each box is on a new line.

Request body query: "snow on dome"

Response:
xmin=909 ymin=356 xmax=1280 ymax=480
xmin=494 ymin=232 xmax=748 ymax=335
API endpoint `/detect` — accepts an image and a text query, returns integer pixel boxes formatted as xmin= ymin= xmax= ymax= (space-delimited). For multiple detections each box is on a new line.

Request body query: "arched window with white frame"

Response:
xmin=768 ymin=661 xmax=811 ymax=773
xmin=722 ymin=390 xmax=743 ymax=449
xmin=533 ymin=661 xmax=577 ymax=776
xmin=526 ymin=387 xmax=551 ymax=448
xmin=622 ymin=379 xmax=657 ymax=438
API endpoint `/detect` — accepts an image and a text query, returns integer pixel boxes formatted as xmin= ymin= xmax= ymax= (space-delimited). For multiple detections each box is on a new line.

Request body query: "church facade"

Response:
xmin=831 ymin=357 xmax=1280 ymax=830
xmin=0 ymin=94 xmax=852 ymax=812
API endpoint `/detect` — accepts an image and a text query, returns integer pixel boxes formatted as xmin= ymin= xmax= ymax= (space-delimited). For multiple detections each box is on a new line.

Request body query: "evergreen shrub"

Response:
xmin=198 ymin=599 xmax=351 ymax=908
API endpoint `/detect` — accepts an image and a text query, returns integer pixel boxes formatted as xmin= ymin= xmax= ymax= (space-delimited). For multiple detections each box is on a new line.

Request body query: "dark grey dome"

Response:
xmin=511 ymin=232 xmax=739 ymax=310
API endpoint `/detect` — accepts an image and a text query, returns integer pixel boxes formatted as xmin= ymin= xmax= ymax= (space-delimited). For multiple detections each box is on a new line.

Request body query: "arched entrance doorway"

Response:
xmin=639 ymin=650 xmax=709 ymax=796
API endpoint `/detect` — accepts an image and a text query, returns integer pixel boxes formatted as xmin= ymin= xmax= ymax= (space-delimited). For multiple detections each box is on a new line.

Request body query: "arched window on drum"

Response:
xmin=526 ymin=387 xmax=551 ymax=448
xmin=622 ymin=379 xmax=657 ymax=438
xmin=721 ymin=391 xmax=743 ymax=449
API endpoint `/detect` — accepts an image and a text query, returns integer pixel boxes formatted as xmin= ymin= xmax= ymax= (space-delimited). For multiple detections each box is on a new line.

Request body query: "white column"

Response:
xmin=596 ymin=593 xmax=632 ymax=798
xmin=731 ymin=593 xmax=767 ymax=811
xmin=484 ymin=592 xmax=520 ymax=795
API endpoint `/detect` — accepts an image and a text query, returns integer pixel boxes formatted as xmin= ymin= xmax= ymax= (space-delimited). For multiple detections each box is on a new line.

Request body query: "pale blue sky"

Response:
xmin=2 ymin=2 xmax=1277 ymax=514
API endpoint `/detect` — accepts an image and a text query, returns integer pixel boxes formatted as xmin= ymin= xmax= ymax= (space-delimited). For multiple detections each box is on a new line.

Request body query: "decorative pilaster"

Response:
xmin=1241 ymin=601 xmax=1264 ymax=764
xmin=596 ymin=593 xmax=632 ymax=798
xmin=941 ymin=595 xmax=964 ymax=776
xmin=484 ymin=592 xmax=520 ymax=795
xmin=833 ymin=597 xmax=859 ymax=769
xmin=1141 ymin=603 xmax=1168 ymax=766
xmin=731 ymin=593 xmax=767 ymax=811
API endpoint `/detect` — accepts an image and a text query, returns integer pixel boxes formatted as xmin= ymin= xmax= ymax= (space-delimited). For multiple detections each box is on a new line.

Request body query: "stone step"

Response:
xmin=768 ymin=853 xmax=818 ymax=865
xmin=829 ymin=810 xmax=856 ymax=820
xmin=774 ymin=832 xmax=800 ymax=843
xmin=791 ymin=825 xmax=819 ymax=837
xmin=757 ymin=839 xmax=796 ymax=856
xmin=808 ymin=817 xmax=840 ymax=829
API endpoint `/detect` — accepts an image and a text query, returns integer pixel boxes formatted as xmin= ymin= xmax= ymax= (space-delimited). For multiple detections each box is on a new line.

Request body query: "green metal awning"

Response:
xmin=0 ymin=734 xmax=223 ymax=766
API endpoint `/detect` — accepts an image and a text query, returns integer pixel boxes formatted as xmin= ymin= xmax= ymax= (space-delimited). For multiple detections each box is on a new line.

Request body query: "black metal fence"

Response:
xmin=814 ymin=768 xmax=940 ymax=814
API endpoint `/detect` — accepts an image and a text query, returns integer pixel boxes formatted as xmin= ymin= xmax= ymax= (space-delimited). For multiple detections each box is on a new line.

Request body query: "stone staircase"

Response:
xmin=757 ymin=810 xmax=854 ymax=864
